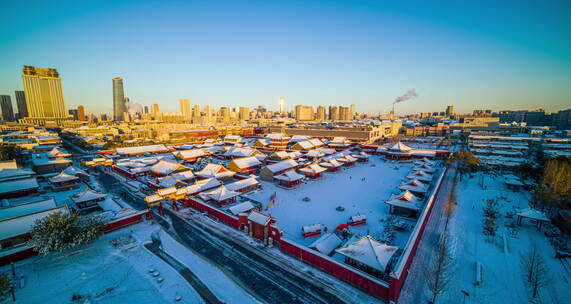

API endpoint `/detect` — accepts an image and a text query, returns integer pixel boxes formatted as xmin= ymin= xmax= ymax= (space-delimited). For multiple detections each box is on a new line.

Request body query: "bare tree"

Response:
xmin=520 ymin=244 xmax=551 ymax=298
xmin=425 ymin=233 xmax=454 ymax=304
xmin=444 ymin=190 xmax=457 ymax=230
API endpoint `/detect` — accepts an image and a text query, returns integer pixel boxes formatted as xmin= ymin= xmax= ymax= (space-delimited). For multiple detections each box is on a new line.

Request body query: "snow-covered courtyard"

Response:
xmin=244 ymin=157 xmax=416 ymax=247
xmin=1 ymin=221 xmax=258 ymax=304
xmin=443 ymin=172 xmax=569 ymax=303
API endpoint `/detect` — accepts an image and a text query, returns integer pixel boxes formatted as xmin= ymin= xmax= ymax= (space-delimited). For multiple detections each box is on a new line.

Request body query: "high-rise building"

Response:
xmin=239 ymin=107 xmax=250 ymax=121
xmin=220 ymin=107 xmax=230 ymax=122
xmin=112 ymin=77 xmax=126 ymax=121
xmin=68 ymin=109 xmax=79 ymax=120
xmin=14 ymin=90 xmax=27 ymax=118
xmin=350 ymin=104 xmax=356 ymax=118
xmin=152 ymin=104 xmax=160 ymax=116
xmin=339 ymin=106 xmax=350 ymax=120
xmin=180 ymin=98 xmax=191 ymax=118
xmin=317 ymin=105 xmax=326 ymax=121
xmin=329 ymin=106 xmax=339 ymax=121
xmin=295 ymin=105 xmax=314 ymax=121
xmin=0 ymin=95 xmax=15 ymax=122
xmin=204 ymin=105 xmax=212 ymax=118
xmin=193 ymin=104 xmax=200 ymax=118
xmin=144 ymin=106 xmax=149 ymax=115
xmin=21 ymin=66 xmax=67 ymax=124
xmin=279 ymin=97 xmax=286 ymax=114
xmin=77 ymin=105 xmax=86 ymax=121
xmin=445 ymin=105 xmax=455 ymax=117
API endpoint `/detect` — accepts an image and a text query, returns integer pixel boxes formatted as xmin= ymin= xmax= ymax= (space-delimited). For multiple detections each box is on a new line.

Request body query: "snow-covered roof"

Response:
xmin=287 ymin=151 xmax=302 ymax=159
xmin=228 ymin=201 xmax=256 ymax=215
xmin=308 ymin=138 xmax=324 ymax=147
xmin=157 ymin=187 xmax=177 ymax=196
xmin=195 ymin=163 xmax=236 ymax=179
xmin=201 ymin=186 xmax=240 ymax=202
xmin=63 ymin=166 xmax=89 ymax=177
xmin=406 ymin=171 xmax=433 ymax=182
xmin=116 ymin=144 xmax=168 ymax=155
xmin=516 ymin=208 xmax=549 ymax=221
xmin=412 ymin=165 xmax=436 ymax=173
xmin=305 ymin=150 xmax=325 ymax=158
xmin=225 ymin=147 xmax=260 ymax=158
xmin=274 ymin=170 xmax=304 ymax=182
xmin=48 ymin=172 xmax=79 ymax=183
xmin=266 ymin=133 xmax=288 ymax=140
xmin=389 ymin=142 xmax=412 ymax=152
xmin=180 ymin=178 xmax=222 ymax=195
xmin=248 ymin=210 xmax=271 ymax=225
xmin=302 ymin=223 xmax=322 ymax=233
xmin=299 ymin=163 xmax=327 ymax=174
xmin=385 ymin=191 xmax=423 ymax=211
xmin=156 ymin=176 xmax=179 ymax=188
xmin=335 ymin=236 xmax=398 ymax=272
xmin=271 ymin=151 xmax=290 ymax=159
xmin=0 ymin=206 xmax=67 ymax=240
xmin=150 ymin=160 xmax=189 ymax=176
xmin=0 ymin=177 xmax=39 ymax=194
xmin=294 ymin=140 xmax=314 ymax=150
xmin=176 ymin=149 xmax=208 ymax=160
xmin=0 ymin=198 xmax=56 ymax=221
xmin=47 ymin=147 xmax=71 ymax=158
xmin=330 ymin=137 xmax=347 ymax=144
xmin=398 ymin=179 xmax=428 ymax=193
xmin=170 ymin=170 xmax=195 ymax=181
xmin=309 ymin=233 xmax=342 ymax=255
xmin=265 ymin=159 xmax=298 ymax=173
xmin=72 ymin=188 xmax=107 ymax=203
xmin=316 ymin=147 xmax=336 ymax=155
xmin=144 ymin=194 xmax=164 ymax=204
xmin=230 ymin=157 xmax=262 ymax=169
xmin=0 ymin=168 xmax=35 ymax=182
xmin=226 ymin=178 xmax=260 ymax=192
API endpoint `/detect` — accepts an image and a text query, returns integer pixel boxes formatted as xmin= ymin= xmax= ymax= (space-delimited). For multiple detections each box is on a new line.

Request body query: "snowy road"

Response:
xmin=397 ymin=164 xmax=457 ymax=303
xmin=167 ymin=209 xmax=351 ymax=304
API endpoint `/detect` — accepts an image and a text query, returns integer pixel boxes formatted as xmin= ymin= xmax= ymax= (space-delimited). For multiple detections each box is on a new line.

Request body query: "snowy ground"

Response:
xmin=244 ymin=157 xmax=415 ymax=247
xmin=442 ymin=172 xmax=569 ymax=303
xmin=1 ymin=221 xmax=257 ymax=304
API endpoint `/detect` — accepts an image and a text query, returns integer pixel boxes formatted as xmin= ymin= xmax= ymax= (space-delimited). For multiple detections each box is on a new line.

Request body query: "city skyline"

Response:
xmin=1 ymin=1 xmax=571 ymax=115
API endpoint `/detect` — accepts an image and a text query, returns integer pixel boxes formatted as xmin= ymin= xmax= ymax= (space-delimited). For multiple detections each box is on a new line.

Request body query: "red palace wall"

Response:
xmin=279 ymin=238 xmax=390 ymax=299
xmin=185 ymin=198 xmax=240 ymax=229
xmin=388 ymin=167 xmax=449 ymax=301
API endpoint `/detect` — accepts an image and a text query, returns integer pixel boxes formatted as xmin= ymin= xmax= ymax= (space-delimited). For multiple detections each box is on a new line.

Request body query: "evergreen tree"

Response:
xmin=28 ymin=212 xmax=105 ymax=256
xmin=0 ymin=273 xmax=11 ymax=302
xmin=539 ymin=157 xmax=571 ymax=210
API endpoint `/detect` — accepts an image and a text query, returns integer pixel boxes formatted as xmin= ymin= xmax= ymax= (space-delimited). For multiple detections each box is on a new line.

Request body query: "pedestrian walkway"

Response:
xmin=144 ymin=240 xmax=224 ymax=304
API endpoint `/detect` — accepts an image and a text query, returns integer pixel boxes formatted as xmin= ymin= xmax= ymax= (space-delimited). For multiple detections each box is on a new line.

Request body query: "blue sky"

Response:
xmin=1 ymin=0 xmax=570 ymax=115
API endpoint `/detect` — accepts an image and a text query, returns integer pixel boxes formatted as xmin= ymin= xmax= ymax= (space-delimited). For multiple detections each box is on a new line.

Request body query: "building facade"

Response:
xmin=21 ymin=66 xmax=67 ymax=125
xmin=180 ymin=98 xmax=191 ymax=119
xmin=14 ymin=90 xmax=27 ymax=118
xmin=295 ymin=105 xmax=314 ymax=121
xmin=1 ymin=95 xmax=15 ymax=122
xmin=112 ymin=77 xmax=126 ymax=121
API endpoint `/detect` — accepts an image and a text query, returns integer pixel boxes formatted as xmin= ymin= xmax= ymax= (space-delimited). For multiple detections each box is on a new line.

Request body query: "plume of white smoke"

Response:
xmin=394 ymin=89 xmax=417 ymax=104
xmin=125 ymin=100 xmax=143 ymax=115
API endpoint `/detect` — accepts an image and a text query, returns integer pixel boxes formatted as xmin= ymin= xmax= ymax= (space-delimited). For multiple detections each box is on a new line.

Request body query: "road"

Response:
xmin=397 ymin=164 xmax=458 ymax=303
xmin=167 ymin=209 xmax=351 ymax=304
